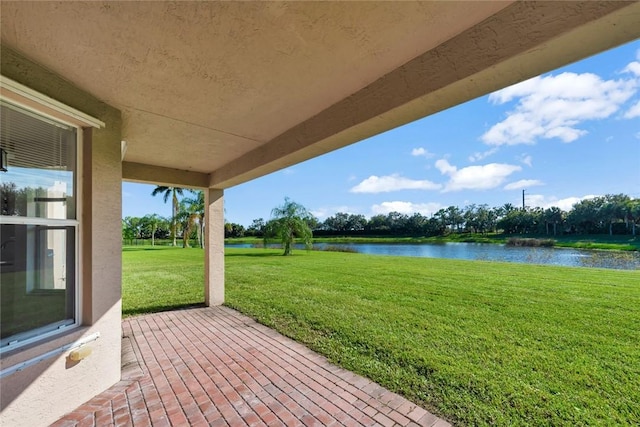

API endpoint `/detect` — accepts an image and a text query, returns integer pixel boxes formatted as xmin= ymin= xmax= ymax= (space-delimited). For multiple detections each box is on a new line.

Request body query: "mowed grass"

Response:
xmin=122 ymin=246 xmax=204 ymax=315
xmin=122 ymin=246 xmax=640 ymax=425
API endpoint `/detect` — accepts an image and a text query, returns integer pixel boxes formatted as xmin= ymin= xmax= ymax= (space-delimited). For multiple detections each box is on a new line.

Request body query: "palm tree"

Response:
xmin=151 ymin=186 xmax=184 ymax=246
xmin=141 ymin=213 xmax=162 ymax=246
xmin=264 ymin=197 xmax=313 ymax=255
xmin=500 ymin=203 xmax=516 ymax=217
xmin=602 ymin=194 xmax=630 ymax=236
xmin=543 ymin=207 xmax=564 ymax=236
xmin=122 ymin=216 xmax=140 ymax=245
xmin=176 ymin=201 xmax=197 ymax=248
xmin=180 ymin=190 xmax=205 ymax=248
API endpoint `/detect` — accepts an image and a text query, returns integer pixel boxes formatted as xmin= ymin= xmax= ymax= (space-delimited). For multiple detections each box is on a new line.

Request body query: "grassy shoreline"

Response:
xmin=226 ymin=233 xmax=639 ymax=251
xmin=123 ymin=247 xmax=640 ymax=425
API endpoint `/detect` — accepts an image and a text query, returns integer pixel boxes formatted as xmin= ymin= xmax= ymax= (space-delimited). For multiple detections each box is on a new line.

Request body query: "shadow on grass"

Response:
xmin=123 ymin=302 xmax=206 ymax=317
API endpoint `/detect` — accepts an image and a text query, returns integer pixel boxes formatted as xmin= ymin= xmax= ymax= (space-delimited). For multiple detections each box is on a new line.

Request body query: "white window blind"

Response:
xmin=1 ymin=101 xmax=76 ymax=171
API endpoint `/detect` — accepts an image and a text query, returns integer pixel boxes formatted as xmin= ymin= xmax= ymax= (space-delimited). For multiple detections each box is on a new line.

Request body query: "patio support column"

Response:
xmin=205 ymin=188 xmax=225 ymax=306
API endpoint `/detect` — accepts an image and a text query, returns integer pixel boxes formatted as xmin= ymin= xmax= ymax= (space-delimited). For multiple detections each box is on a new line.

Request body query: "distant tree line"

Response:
xmin=236 ymin=194 xmax=639 ymax=239
xmin=121 ymin=192 xmax=639 ymax=244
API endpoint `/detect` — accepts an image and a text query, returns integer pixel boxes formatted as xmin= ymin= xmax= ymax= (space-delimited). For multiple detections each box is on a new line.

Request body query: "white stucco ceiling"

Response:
xmin=2 ymin=1 xmax=639 ymax=188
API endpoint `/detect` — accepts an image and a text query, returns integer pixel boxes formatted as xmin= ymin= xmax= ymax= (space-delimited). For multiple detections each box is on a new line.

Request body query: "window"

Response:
xmin=1 ymin=101 xmax=80 ymax=350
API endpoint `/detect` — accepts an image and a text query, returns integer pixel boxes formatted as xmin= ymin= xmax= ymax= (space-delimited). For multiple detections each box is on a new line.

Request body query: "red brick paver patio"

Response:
xmin=51 ymin=306 xmax=450 ymax=426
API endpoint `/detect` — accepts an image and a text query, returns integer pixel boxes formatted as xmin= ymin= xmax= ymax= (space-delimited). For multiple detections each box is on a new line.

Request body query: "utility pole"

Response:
xmin=522 ymin=189 xmax=526 ymax=210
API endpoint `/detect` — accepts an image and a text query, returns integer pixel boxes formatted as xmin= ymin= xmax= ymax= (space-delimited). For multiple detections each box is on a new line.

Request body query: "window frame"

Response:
xmin=0 ymin=76 xmax=102 ymax=353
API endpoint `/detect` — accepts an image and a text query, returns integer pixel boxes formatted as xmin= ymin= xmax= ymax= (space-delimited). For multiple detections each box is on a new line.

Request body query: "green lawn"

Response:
xmin=122 ymin=246 xmax=204 ymax=315
xmin=122 ymin=246 xmax=640 ymax=426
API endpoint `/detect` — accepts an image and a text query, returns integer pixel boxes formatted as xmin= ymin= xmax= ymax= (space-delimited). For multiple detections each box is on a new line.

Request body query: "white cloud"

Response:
xmin=435 ymin=159 xmax=521 ymax=192
xmin=527 ymin=194 xmax=598 ymax=211
xmin=311 ymin=205 xmax=358 ymax=219
xmin=350 ymin=174 xmax=441 ymax=193
xmin=623 ymin=61 xmax=640 ymax=77
xmin=622 ymin=53 xmax=640 ymax=118
xmin=518 ymin=154 xmax=533 ymax=167
xmin=281 ymin=168 xmax=295 ymax=175
xmin=371 ymin=201 xmax=443 ymax=216
xmin=482 ymin=71 xmax=638 ymax=145
xmin=624 ymin=100 xmax=640 ymax=118
xmin=468 ymin=147 xmax=498 ymax=162
xmin=411 ymin=147 xmax=436 ymax=158
xmin=503 ymin=179 xmax=544 ymax=190
xmin=434 ymin=159 xmax=457 ymax=175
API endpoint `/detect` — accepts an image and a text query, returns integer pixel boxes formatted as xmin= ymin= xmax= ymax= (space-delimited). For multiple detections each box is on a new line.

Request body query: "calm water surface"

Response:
xmin=226 ymin=242 xmax=640 ymax=270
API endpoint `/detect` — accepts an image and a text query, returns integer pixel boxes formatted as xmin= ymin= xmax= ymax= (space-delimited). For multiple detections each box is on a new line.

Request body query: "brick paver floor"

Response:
xmin=51 ymin=306 xmax=450 ymax=426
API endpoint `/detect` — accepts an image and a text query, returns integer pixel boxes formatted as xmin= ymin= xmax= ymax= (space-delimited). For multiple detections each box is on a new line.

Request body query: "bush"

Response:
xmin=506 ymin=237 xmax=555 ymax=247
xmin=313 ymin=245 xmax=358 ymax=253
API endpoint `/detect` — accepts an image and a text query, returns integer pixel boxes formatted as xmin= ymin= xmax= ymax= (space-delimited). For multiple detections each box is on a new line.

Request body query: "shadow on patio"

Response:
xmin=50 ymin=306 xmax=450 ymax=427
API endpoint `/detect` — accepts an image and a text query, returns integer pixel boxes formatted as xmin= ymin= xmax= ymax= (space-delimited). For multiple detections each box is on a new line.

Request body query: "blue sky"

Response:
xmin=123 ymin=40 xmax=640 ymax=227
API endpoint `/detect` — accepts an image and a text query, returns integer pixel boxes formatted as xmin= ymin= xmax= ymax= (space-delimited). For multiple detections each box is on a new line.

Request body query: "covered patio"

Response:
xmin=2 ymin=2 xmax=640 ymax=426
xmin=51 ymin=306 xmax=448 ymax=427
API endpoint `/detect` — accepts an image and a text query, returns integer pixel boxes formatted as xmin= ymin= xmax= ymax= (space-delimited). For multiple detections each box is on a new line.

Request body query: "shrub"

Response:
xmin=506 ymin=237 xmax=555 ymax=247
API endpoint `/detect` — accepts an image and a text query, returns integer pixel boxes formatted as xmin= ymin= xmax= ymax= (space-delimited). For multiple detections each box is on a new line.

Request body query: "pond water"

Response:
xmin=225 ymin=242 xmax=640 ymax=270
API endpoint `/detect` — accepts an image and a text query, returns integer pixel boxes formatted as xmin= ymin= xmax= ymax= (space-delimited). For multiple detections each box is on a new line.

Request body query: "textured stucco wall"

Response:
xmin=205 ymin=189 xmax=225 ymax=306
xmin=0 ymin=46 xmax=123 ymax=427
xmin=122 ymin=161 xmax=210 ymax=188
